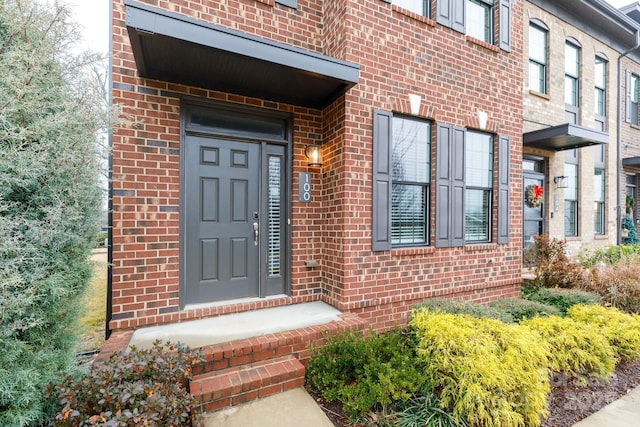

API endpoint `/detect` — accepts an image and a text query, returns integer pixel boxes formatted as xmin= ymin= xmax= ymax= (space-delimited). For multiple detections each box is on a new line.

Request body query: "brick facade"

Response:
xmin=523 ymin=1 xmax=640 ymax=256
xmin=110 ymin=0 xmax=524 ymax=333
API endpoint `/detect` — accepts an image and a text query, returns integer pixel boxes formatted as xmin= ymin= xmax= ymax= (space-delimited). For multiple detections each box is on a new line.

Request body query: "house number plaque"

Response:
xmin=299 ymin=172 xmax=311 ymax=202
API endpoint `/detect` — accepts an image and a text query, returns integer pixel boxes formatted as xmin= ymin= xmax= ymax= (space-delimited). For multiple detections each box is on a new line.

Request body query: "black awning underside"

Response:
xmin=623 ymin=156 xmax=640 ymax=167
xmin=124 ymin=0 xmax=359 ymax=109
xmin=523 ymin=123 xmax=608 ymax=151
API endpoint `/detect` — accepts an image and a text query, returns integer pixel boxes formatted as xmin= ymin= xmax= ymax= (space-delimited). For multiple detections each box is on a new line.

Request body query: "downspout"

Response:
xmin=617 ymin=30 xmax=640 ymax=245
xmin=105 ymin=0 xmax=114 ymax=340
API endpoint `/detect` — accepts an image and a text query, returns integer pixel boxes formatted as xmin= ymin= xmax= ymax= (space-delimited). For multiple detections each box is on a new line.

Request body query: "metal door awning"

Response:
xmin=124 ymin=0 xmax=360 ymax=109
xmin=523 ymin=123 xmax=608 ymax=151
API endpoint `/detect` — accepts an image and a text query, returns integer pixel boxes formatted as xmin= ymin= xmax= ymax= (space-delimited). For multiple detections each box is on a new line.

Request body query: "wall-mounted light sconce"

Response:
xmin=477 ymin=110 xmax=488 ymax=130
xmin=408 ymin=93 xmax=421 ymax=115
xmin=305 ymin=144 xmax=323 ymax=167
xmin=553 ymin=175 xmax=568 ymax=189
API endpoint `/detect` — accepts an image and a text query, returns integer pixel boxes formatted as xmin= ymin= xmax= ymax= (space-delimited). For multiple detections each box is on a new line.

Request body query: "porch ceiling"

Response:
xmin=623 ymin=156 xmax=640 ymax=167
xmin=523 ymin=123 xmax=608 ymax=151
xmin=124 ymin=0 xmax=360 ymax=109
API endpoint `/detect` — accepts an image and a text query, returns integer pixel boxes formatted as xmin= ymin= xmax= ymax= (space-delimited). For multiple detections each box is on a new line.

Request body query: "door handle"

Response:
xmin=253 ymin=222 xmax=259 ymax=246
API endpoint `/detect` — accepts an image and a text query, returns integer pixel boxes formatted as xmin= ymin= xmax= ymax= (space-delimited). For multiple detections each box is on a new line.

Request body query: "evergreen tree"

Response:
xmin=0 ymin=1 xmax=110 ymax=425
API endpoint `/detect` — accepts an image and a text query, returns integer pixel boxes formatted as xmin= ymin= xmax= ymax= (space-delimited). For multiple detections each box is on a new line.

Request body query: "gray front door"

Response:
xmin=184 ymin=135 xmax=287 ymax=305
xmin=523 ymin=157 xmax=545 ymax=256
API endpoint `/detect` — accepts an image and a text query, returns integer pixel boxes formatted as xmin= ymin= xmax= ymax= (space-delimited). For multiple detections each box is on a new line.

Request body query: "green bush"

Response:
xmin=489 ymin=298 xmax=561 ymax=321
xmin=48 ymin=341 xmax=204 ymax=426
xmin=413 ymin=298 xmax=514 ymax=323
xmin=578 ymin=244 xmax=640 ymax=267
xmin=521 ymin=316 xmax=616 ymax=381
xmin=0 ymin=1 xmax=111 ymax=424
xmin=94 ymin=230 xmax=108 ymax=247
xmin=393 ymin=392 xmax=468 ymax=427
xmin=306 ymin=329 xmax=426 ymax=418
xmin=568 ymin=305 xmax=640 ymax=361
xmin=409 ymin=309 xmax=550 ymax=427
xmin=522 ymin=287 xmax=601 ymax=315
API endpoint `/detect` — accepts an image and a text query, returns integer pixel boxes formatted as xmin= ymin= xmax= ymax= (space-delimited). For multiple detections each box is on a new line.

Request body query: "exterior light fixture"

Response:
xmin=305 ymin=144 xmax=322 ymax=167
xmin=553 ymin=175 xmax=568 ymax=189
xmin=477 ymin=110 xmax=488 ymax=130
xmin=408 ymin=93 xmax=421 ymax=115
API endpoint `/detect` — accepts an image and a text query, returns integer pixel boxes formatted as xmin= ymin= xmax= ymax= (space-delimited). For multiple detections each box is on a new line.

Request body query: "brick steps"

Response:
xmin=189 ymin=311 xmax=366 ymax=413
xmin=190 ymin=355 xmax=305 ymax=412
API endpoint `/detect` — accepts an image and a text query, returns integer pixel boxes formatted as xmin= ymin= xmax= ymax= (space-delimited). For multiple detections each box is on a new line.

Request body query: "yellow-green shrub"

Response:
xmin=568 ymin=304 xmax=640 ymax=361
xmin=409 ymin=309 xmax=550 ymax=427
xmin=521 ymin=316 xmax=616 ymax=380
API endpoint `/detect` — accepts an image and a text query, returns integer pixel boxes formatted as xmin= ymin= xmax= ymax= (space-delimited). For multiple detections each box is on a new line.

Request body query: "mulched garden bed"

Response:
xmin=311 ymin=360 xmax=640 ymax=427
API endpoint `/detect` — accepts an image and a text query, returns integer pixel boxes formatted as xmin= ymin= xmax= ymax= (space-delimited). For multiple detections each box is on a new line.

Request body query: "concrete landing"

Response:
xmin=129 ymin=301 xmax=342 ymax=349
xmin=203 ymin=387 xmax=333 ymax=427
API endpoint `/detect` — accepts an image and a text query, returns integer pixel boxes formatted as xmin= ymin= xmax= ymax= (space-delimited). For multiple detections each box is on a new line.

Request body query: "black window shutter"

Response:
xmin=436 ymin=124 xmax=465 ymax=247
xmin=626 ymin=70 xmax=632 ymax=123
xmin=435 ymin=124 xmax=452 ymax=248
xmin=450 ymin=126 xmax=466 ymax=247
xmin=499 ymin=0 xmax=511 ymax=52
xmin=372 ymin=110 xmax=393 ymax=251
xmin=436 ymin=0 xmax=452 ymax=28
xmin=452 ymin=0 xmax=465 ymax=33
xmin=497 ymin=136 xmax=510 ymax=244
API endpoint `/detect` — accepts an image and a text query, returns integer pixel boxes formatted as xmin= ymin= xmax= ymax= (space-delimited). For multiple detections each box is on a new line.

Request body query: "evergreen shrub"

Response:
xmin=489 ymin=298 xmax=561 ymax=321
xmin=305 ymin=329 xmax=426 ymax=418
xmin=0 ymin=0 xmax=111 ymax=424
xmin=409 ymin=309 xmax=550 ymax=427
xmin=567 ymin=305 xmax=640 ymax=361
xmin=413 ymin=298 xmax=514 ymax=323
xmin=522 ymin=287 xmax=601 ymax=315
xmin=521 ymin=316 xmax=616 ymax=380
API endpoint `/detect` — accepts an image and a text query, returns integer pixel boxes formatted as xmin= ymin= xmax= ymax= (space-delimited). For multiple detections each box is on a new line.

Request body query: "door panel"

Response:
xmin=523 ymin=174 xmax=545 ymax=255
xmin=184 ymin=136 xmax=260 ymax=304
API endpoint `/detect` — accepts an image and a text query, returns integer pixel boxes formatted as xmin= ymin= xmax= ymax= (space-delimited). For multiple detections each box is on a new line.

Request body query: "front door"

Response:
xmin=523 ymin=157 xmax=545 ymax=256
xmin=183 ymin=135 xmax=287 ymax=305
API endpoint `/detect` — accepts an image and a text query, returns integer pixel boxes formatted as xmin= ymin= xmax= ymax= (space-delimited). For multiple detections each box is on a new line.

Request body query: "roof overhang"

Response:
xmin=623 ymin=156 xmax=640 ymax=167
xmin=124 ymin=0 xmax=360 ymax=109
xmin=523 ymin=123 xmax=609 ymax=151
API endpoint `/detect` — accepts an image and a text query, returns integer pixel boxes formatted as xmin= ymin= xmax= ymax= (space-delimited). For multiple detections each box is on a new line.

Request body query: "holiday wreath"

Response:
xmin=525 ymin=184 xmax=544 ymax=208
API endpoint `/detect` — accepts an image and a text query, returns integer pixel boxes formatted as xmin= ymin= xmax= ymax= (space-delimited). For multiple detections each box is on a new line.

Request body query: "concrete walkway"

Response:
xmin=203 ymin=387 xmax=334 ymax=427
xmin=573 ymin=385 xmax=640 ymax=426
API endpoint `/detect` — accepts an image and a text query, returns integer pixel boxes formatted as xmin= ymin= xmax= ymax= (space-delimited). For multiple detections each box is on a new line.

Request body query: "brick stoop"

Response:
xmin=97 ymin=310 xmax=367 ymax=414
xmin=189 ymin=311 xmax=366 ymax=413
xmin=190 ymin=355 xmax=305 ymax=412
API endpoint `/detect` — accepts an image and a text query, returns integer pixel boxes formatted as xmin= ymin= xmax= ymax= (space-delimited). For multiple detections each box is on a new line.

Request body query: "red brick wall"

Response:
xmin=110 ymin=0 xmax=524 ymax=332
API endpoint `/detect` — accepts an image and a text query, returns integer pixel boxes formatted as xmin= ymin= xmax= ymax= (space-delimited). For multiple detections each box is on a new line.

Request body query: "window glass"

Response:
xmin=529 ymin=24 xmax=547 ymax=93
xmin=465 ymin=131 xmax=493 ymax=242
xmin=594 ymin=168 xmax=605 ymax=235
xmin=466 ymin=0 xmax=492 ymax=43
xmin=565 ymin=43 xmax=580 ymax=107
xmin=391 ymin=117 xmax=431 ymax=246
xmin=595 ymin=57 xmax=606 ymax=118
xmin=564 ymin=163 xmax=579 ymax=236
xmin=393 ymin=0 xmax=429 ymax=16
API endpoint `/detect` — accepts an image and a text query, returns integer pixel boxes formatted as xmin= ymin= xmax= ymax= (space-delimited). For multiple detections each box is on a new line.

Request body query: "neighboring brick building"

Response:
xmin=522 ymin=0 xmax=640 ymax=255
xmin=109 ymin=0 xmax=524 ymax=334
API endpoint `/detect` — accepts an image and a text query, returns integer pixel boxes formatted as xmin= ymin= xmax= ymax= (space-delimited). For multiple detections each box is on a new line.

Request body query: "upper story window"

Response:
xmin=565 ymin=40 xmax=581 ymax=124
xmin=594 ymin=55 xmax=607 ymax=131
xmin=528 ymin=21 xmax=548 ymax=94
xmin=393 ymin=0 xmax=430 ymax=16
xmin=391 ymin=116 xmax=432 ymax=246
xmin=435 ymin=0 xmax=511 ymax=51
xmin=626 ymin=72 xmax=640 ymax=126
xmin=466 ymin=0 xmax=493 ymax=43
